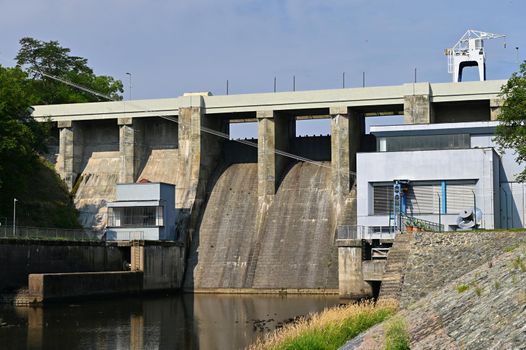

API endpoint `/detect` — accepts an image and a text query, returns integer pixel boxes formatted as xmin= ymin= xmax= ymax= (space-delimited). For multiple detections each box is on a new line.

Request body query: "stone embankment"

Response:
xmin=345 ymin=230 xmax=526 ymax=349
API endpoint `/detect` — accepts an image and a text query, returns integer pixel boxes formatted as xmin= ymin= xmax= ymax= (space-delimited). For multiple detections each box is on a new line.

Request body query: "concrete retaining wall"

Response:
xmin=28 ymin=271 xmax=142 ymax=302
xmin=135 ymin=243 xmax=185 ymax=291
xmin=0 ymin=239 xmax=126 ymax=293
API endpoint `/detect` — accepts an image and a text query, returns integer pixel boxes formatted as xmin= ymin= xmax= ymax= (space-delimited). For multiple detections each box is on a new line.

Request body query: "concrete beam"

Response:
xmin=32 ymin=80 xmax=505 ymax=122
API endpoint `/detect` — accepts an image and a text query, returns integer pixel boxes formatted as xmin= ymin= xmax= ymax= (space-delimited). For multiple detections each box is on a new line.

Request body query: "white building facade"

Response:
xmin=105 ymin=182 xmax=177 ymax=241
xmin=357 ymin=121 xmax=526 ymax=236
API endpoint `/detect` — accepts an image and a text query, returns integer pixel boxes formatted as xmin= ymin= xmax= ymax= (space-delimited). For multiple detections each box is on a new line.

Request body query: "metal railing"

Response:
xmin=0 ymin=225 xmax=99 ymax=241
xmin=402 ymin=215 xmax=444 ymax=232
xmin=105 ymin=230 xmax=146 ymax=241
xmin=337 ymin=225 xmax=395 ymax=240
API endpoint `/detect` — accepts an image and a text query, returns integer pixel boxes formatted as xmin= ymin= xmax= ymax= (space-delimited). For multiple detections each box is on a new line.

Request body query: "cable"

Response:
xmin=1 ymin=54 xmax=357 ymax=178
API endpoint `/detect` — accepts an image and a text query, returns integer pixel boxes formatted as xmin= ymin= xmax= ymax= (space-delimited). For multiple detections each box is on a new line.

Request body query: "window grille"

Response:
xmin=107 ymin=206 xmax=162 ymax=227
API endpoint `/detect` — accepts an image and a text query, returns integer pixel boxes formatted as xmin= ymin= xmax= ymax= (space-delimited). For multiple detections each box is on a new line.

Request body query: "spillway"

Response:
xmin=185 ymin=161 xmax=339 ymax=291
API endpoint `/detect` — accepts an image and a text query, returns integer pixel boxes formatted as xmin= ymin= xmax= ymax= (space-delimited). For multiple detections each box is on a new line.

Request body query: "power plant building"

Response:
xmin=357 ymin=121 xmax=526 ymax=236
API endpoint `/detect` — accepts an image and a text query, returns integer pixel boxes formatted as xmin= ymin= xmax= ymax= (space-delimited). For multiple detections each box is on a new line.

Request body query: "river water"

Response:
xmin=0 ymin=294 xmax=340 ymax=350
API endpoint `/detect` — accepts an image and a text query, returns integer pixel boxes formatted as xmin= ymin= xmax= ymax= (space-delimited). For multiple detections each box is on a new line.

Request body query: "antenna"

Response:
xmin=445 ymin=29 xmax=506 ymax=82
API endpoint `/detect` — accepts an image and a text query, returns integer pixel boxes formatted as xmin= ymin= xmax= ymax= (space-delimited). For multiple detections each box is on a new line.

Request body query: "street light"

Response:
xmin=437 ymin=193 xmax=441 ymax=232
xmin=13 ymin=198 xmax=18 ymax=236
xmin=125 ymin=72 xmax=132 ymax=100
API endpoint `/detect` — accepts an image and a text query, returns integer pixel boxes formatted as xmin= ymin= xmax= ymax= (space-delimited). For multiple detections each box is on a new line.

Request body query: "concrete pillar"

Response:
xmin=178 ymin=95 xmax=224 ymax=242
xmin=119 ymin=117 xmax=143 ymax=183
xmin=404 ymin=82 xmax=434 ymax=124
xmin=330 ymin=106 xmax=351 ymax=196
xmin=337 ymin=239 xmax=373 ymax=299
xmin=257 ymin=110 xmax=277 ymax=206
xmin=490 ymin=98 xmax=503 ymax=121
xmin=256 ymin=110 xmax=293 ymax=207
xmin=178 ymin=102 xmax=205 ymax=210
xmin=57 ymin=120 xmax=83 ymax=190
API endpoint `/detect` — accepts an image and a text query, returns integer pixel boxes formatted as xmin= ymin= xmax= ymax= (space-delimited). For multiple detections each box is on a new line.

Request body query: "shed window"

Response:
xmin=108 ymin=206 xmax=164 ymax=227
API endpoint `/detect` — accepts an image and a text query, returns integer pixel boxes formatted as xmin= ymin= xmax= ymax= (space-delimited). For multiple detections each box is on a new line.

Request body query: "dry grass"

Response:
xmin=247 ymin=299 xmax=398 ymax=350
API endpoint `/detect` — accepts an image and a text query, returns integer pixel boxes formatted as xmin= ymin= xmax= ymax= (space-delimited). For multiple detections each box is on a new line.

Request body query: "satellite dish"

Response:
xmin=456 ymin=207 xmax=482 ymax=229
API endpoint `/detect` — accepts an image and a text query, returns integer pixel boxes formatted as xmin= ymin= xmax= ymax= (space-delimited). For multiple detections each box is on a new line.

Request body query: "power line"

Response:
xmin=14 ymin=61 xmax=356 ymax=178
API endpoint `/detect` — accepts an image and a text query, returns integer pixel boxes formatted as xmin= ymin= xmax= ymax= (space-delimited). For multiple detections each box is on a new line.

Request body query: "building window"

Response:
xmin=372 ymin=181 xmax=477 ymax=216
xmin=377 ymin=134 xmax=470 ymax=152
xmin=373 ymin=185 xmax=393 ymax=215
xmin=108 ymin=206 xmax=164 ymax=227
xmin=445 ymin=181 xmax=476 ymax=214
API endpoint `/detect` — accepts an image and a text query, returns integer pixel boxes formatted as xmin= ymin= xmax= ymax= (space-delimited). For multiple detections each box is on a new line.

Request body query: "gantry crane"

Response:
xmin=445 ymin=30 xmax=506 ymax=82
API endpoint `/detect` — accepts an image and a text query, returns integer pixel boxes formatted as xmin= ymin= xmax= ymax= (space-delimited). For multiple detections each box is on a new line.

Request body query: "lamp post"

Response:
xmin=125 ymin=72 xmax=132 ymax=100
xmin=437 ymin=193 xmax=441 ymax=232
xmin=471 ymin=190 xmax=477 ymax=228
xmin=13 ymin=198 xmax=17 ymax=236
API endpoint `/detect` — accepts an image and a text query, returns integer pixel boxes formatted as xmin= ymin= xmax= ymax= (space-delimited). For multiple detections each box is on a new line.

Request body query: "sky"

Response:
xmin=1 ymin=0 xmax=525 ymax=137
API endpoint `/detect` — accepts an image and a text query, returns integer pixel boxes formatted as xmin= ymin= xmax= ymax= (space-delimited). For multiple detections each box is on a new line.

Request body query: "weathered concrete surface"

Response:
xmin=57 ymin=120 xmax=85 ymax=191
xmin=131 ymin=242 xmax=185 ymax=291
xmin=338 ymin=241 xmax=373 ymax=298
xmin=185 ymin=161 xmax=342 ymax=291
xmin=0 ymin=240 xmax=126 ymax=293
xmin=184 ymin=163 xmax=259 ymax=289
xmin=404 ymin=95 xmax=434 ymax=124
xmin=74 ymin=152 xmax=120 ymax=230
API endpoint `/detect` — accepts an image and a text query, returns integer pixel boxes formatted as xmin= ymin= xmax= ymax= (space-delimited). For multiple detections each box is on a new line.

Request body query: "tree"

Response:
xmin=0 ymin=38 xmax=124 ymax=227
xmin=495 ymin=61 xmax=526 ymax=182
xmin=16 ymin=37 xmax=123 ymax=104
xmin=0 ymin=65 xmax=49 ymax=202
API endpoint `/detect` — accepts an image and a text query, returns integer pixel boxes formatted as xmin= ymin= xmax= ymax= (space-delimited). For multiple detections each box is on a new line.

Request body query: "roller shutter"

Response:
xmin=446 ymin=182 xmax=476 ymax=214
xmin=373 ymin=185 xmax=393 ymax=215
xmin=406 ymin=184 xmax=441 ymax=214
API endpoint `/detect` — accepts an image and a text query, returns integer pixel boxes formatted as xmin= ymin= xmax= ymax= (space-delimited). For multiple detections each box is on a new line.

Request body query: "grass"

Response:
xmin=248 ymin=299 xmax=398 ymax=350
xmin=474 ymin=286 xmax=482 ymax=297
xmin=494 ymin=280 xmax=501 ymax=290
xmin=384 ymin=316 xmax=410 ymax=350
xmin=511 ymin=256 xmax=526 ymax=272
xmin=456 ymin=284 xmax=470 ymax=293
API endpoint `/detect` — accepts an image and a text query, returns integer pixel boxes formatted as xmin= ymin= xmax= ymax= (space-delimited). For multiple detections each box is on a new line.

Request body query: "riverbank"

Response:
xmin=248 ymin=299 xmax=398 ymax=350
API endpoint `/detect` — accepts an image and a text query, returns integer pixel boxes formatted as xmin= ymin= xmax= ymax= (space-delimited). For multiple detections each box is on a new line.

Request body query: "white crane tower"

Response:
xmin=446 ymin=30 xmax=506 ymax=83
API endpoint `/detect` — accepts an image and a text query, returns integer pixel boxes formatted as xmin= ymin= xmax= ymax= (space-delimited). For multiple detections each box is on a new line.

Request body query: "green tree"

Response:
xmin=0 ymin=38 xmax=123 ymax=227
xmin=0 ymin=65 xmax=47 ymax=189
xmin=495 ymin=62 xmax=526 ymax=182
xmin=16 ymin=37 xmax=123 ymax=104
xmin=0 ymin=65 xmax=53 ymax=221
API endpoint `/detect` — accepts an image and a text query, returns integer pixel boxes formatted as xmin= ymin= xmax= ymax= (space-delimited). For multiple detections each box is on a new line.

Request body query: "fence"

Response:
xmin=336 ymin=225 xmax=395 ymax=240
xmin=0 ymin=225 xmax=100 ymax=241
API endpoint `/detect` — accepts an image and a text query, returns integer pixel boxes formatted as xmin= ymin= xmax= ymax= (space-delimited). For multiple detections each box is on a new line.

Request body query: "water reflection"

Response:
xmin=0 ymin=294 xmax=339 ymax=350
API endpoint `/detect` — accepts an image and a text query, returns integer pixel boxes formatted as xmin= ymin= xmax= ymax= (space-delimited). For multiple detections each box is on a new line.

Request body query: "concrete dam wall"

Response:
xmin=185 ymin=161 xmax=340 ymax=291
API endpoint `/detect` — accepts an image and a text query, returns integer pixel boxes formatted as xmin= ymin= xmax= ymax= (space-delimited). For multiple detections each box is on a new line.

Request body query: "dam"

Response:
xmin=32 ymin=80 xmax=505 ymax=295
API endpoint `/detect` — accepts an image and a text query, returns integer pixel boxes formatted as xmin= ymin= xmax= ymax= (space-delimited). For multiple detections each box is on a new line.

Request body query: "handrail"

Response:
xmin=0 ymin=225 xmax=99 ymax=241
xmin=402 ymin=215 xmax=444 ymax=232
